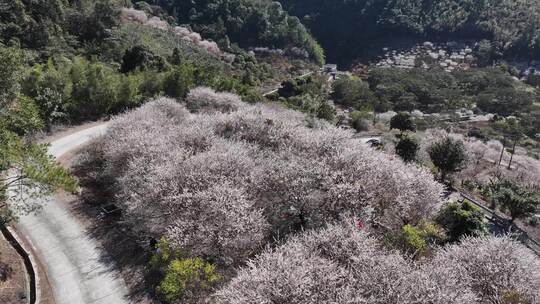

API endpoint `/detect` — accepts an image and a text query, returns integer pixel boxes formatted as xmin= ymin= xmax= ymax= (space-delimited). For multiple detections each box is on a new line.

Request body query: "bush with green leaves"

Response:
xmin=491 ymin=180 xmax=540 ymax=224
xmin=331 ymin=76 xmax=374 ymax=109
xmin=390 ymin=112 xmax=416 ymax=133
xmin=349 ymin=111 xmax=372 ymax=132
xmin=150 ymin=239 xmax=221 ymax=304
xmin=0 ymin=96 xmax=44 ymax=136
xmin=436 ymin=201 xmax=487 ymax=242
xmin=157 ymin=257 xmax=221 ymax=303
xmin=395 ymin=133 xmax=419 ymax=163
xmin=315 ymin=101 xmax=337 ymax=122
xmin=428 ymin=137 xmax=468 ymax=182
xmin=120 ymin=44 xmax=168 ymax=73
xmin=397 ymin=220 xmax=446 ymax=257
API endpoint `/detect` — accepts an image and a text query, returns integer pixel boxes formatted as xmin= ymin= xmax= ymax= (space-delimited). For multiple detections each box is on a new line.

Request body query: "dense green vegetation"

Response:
xmin=331 ymin=68 xmax=539 ymax=117
xmin=272 ymin=74 xmax=337 ymax=122
xmin=151 ymin=0 xmax=324 ymax=64
xmin=0 ymin=0 xmax=323 ymax=126
xmin=0 ymin=0 xmax=321 ymax=226
xmin=281 ymin=0 xmax=540 ymax=65
xmin=436 ymin=200 xmax=487 ymax=242
xmin=486 ymin=180 xmax=540 ymax=224
xmin=0 ymin=47 xmax=76 ymax=224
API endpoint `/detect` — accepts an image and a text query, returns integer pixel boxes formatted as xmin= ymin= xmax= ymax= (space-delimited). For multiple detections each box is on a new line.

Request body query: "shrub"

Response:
xmin=428 ymin=137 xmax=468 ymax=181
xmin=331 ymin=77 xmax=374 ymax=108
xmin=397 ymin=220 xmax=446 ymax=257
xmin=390 ymin=112 xmax=416 ymax=133
xmin=349 ymin=110 xmax=372 ymax=132
xmin=436 ymin=201 xmax=487 ymax=242
xmin=163 ymin=64 xmax=195 ymax=98
xmin=492 ymin=180 xmax=540 ymax=223
xmin=120 ymin=44 xmax=167 ymax=73
xmin=315 ymin=101 xmax=336 ymax=122
xmin=395 ymin=133 xmax=419 ymax=162
xmin=157 ymin=257 xmax=221 ymax=303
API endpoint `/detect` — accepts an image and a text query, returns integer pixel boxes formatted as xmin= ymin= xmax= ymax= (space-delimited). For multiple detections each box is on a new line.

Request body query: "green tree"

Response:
xmin=436 ymin=201 xmax=487 ymax=242
xmin=501 ymin=118 xmax=524 ymax=169
xmin=0 ymin=96 xmax=44 ymax=136
xmin=278 ymin=79 xmax=302 ymax=98
xmin=79 ymin=0 xmax=119 ymax=42
xmin=163 ymin=64 xmax=195 ymax=98
xmin=0 ymin=46 xmax=25 ymax=103
xmin=395 ymin=133 xmax=419 ymax=162
xmin=68 ymin=58 xmax=121 ymax=119
xmin=476 ymin=39 xmax=495 ymax=66
xmin=121 ymin=45 xmax=167 ymax=73
xmin=398 ymin=220 xmax=445 ymax=257
xmin=157 ymin=257 xmax=221 ymax=303
xmin=390 ymin=112 xmax=416 ymax=133
xmin=35 ymin=88 xmax=65 ymax=132
xmin=170 ymin=47 xmax=182 ymax=65
xmin=316 ymin=101 xmax=336 ymax=122
xmin=0 ymin=131 xmax=77 ymax=224
xmin=428 ymin=137 xmax=468 ymax=182
xmin=476 ymin=88 xmax=535 ymax=116
xmin=495 ymin=185 xmax=539 ymax=224
xmin=331 ymin=77 xmax=374 ymax=108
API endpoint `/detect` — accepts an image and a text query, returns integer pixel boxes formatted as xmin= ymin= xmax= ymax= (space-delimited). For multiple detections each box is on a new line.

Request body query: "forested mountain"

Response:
xmin=149 ymin=0 xmax=324 ymax=64
xmin=0 ymin=0 xmax=324 ymax=125
xmin=281 ymin=0 xmax=540 ymax=66
xmin=0 ymin=0 xmax=322 ymax=222
xmin=2 ymin=1 xmax=540 ymax=304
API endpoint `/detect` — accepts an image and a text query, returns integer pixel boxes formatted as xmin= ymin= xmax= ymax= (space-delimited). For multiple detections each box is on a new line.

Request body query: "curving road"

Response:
xmin=16 ymin=124 xmax=130 ymax=304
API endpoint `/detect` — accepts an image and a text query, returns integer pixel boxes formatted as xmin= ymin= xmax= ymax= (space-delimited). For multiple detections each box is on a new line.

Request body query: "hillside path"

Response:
xmin=16 ymin=123 xmax=130 ymax=304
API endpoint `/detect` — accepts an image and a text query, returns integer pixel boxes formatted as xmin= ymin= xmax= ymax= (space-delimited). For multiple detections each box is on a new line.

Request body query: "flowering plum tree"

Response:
xmin=99 ymin=90 xmax=444 ymax=266
xmin=432 ymin=236 xmax=540 ymax=303
xmin=186 ymin=87 xmax=242 ymax=113
xmin=216 ymin=221 xmax=539 ymax=304
xmin=166 ymin=184 xmax=268 ymax=265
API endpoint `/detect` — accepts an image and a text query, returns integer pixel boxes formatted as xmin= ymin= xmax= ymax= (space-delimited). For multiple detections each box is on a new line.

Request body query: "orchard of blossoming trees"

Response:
xmin=418 ymin=129 xmax=540 ymax=186
xmin=94 ymin=88 xmax=539 ymax=303
xmin=101 ymin=90 xmax=443 ymax=257
xmin=216 ymin=220 xmax=540 ymax=304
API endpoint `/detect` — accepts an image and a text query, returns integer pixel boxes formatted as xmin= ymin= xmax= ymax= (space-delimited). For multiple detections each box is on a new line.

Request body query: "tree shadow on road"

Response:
xmin=62 ymin=145 xmax=160 ymax=304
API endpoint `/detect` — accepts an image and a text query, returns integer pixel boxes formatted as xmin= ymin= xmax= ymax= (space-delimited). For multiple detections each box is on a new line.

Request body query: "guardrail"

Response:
xmin=459 ymin=192 xmax=540 ymax=256
xmin=1 ymin=224 xmax=36 ymax=304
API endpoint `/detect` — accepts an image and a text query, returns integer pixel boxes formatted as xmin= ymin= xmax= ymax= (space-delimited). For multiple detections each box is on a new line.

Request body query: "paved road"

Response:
xmin=17 ymin=124 xmax=130 ymax=304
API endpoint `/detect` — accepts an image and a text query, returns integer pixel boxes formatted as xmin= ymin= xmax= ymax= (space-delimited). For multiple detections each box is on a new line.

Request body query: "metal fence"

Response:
xmin=460 ymin=192 xmax=540 ymax=256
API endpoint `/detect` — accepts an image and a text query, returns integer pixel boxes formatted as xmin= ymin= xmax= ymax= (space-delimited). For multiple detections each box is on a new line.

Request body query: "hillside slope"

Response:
xmin=281 ymin=0 xmax=540 ymax=66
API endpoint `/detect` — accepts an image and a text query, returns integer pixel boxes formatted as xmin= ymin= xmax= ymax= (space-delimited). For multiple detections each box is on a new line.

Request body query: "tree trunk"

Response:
xmin=498 ymin=139 xmax=505 ymax=166
xmin=507 ymin=139 xmax=517 ymax=169
xmin=440 ymin=171 xmax=447 ymax=183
